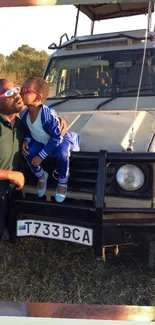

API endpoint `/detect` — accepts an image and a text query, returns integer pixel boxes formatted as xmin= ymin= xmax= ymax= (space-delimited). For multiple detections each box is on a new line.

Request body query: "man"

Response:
xmin=0 ymin=79 xmax=67 ymax=240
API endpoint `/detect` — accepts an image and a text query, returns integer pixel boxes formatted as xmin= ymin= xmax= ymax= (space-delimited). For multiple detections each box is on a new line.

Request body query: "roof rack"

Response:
xmin=48 ymin=32 xmax=154 ymax=50
xmin=49 ymin=33 xmax=70 ymax=50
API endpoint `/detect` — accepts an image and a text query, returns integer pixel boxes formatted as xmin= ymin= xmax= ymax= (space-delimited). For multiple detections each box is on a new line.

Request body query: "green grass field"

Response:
xmin=0 ymin=238 xmax=155 ymax=304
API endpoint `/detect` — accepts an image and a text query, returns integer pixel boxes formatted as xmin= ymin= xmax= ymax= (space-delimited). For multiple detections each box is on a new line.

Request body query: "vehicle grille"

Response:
xmin=20 ymin=155 xmax=153 ymax=199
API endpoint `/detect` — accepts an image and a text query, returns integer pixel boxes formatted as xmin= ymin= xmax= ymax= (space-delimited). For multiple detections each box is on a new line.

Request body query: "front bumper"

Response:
xmin=9 ymin=151 xmax=155 ymax=258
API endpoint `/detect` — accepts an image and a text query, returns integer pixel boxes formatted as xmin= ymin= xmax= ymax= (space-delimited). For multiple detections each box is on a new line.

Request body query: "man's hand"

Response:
xmin=31 ymin=156 xmax=43 ymax=167
xmin=7 ymin=171 xmax=25 ymax=190
xmin=22 ymin=141 xmax=29 ymax=156
xmin=59 ymin=117 xmax=67 ymax=136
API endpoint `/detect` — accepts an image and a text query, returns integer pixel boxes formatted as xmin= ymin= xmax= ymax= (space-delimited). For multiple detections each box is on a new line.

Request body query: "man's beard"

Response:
xmin=0 ymin=105 xmax=23 ymax=115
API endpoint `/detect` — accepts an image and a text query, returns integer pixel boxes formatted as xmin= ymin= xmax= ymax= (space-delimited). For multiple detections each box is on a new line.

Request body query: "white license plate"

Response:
xmin=17 ymin=220 xmax=93 ymax=246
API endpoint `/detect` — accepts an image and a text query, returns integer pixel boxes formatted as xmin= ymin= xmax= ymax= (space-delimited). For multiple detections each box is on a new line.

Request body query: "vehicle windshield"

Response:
xmin=45 ymin=49 xmax=155 ymax=98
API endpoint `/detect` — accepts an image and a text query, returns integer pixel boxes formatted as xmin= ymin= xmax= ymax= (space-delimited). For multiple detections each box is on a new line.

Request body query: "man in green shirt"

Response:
xmin=0 ymin=79 xmax=67 ymax=240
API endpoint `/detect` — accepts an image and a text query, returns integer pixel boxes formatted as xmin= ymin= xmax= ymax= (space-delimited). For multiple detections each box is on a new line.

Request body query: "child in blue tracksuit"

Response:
xmin=20 ymin=77 xmax=80 ymax=202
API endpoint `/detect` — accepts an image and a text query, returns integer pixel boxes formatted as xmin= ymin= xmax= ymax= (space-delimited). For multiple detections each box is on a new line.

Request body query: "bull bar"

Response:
xmin=8 ymin=151 xmax=155 ymax=259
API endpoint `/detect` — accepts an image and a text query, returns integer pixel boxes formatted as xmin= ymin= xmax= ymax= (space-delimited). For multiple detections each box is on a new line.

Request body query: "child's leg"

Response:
xmin=24 ymin=141 xmax=48 ymax=196
xmin=24 ymin=141 xmax=44 ymax=177
xmin=53 ymin=133 xmax=80 ymax=182
xmin=53 ymin=140 xmax=70 ymax=201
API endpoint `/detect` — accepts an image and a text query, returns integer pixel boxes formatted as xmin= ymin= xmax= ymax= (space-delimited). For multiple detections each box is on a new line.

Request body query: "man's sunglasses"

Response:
xmin=0 ymin=87 xmax=20 ymax=98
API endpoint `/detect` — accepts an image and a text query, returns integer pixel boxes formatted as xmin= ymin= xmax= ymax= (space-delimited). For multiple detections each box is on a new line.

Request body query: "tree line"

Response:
xmin=0 ymin=44 xmax=49 ymax=85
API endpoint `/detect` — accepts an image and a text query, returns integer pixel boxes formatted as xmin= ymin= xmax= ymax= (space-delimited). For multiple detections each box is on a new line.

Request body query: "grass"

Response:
xmin=0 ymin=238 xmax=155 ymax=304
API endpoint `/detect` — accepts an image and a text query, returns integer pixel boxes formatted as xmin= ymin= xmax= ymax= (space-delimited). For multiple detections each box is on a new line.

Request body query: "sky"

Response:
xmin=0 ymin=5 xmax=154 ymax=56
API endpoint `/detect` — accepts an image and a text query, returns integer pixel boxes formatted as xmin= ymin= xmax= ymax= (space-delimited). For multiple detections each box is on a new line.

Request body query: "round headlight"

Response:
xmin=116 ymin=164 xmax=145 ymax=191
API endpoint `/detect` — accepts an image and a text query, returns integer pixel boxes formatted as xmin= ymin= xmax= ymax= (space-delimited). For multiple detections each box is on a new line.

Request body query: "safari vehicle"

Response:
xmin=3 ymin=0 xmax=155 ymax=267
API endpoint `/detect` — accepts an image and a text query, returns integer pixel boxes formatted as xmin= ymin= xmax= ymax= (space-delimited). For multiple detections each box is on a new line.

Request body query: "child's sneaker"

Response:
xmin=55 ymin=184 xmax=67 ymax=203
xmin=37 ymin=171 xmax=49 ymax=197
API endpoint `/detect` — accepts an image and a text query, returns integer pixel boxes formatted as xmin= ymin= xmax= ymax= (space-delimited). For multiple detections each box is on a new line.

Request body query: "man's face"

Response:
xmin=0 ymin=80 xmax=24 ymax=115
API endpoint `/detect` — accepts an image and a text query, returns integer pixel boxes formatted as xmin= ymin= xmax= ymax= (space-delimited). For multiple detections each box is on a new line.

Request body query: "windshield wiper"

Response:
xmin=49 ymin=87 xmax=154 ymax=110
xmin=116 ymin=87 xmax=154 ymax=96
xmin=48 ymin=94 xmax=83 ymax=108
xmin=48 ymin=98 xmax=70 ymax=109
xmin=95 ymin=88 xmax=154 ymax=111
xmin=95 ymin=96 xmax=117 ymax=111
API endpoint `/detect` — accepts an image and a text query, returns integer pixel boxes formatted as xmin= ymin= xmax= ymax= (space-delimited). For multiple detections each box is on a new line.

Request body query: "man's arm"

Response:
xmin=0 ymin=170 xmax=11 ymax=180
xmin=0 ymin=170 xmax=25 ymax=190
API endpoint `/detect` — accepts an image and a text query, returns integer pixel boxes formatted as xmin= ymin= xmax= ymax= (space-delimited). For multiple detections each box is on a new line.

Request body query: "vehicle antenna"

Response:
xmin=127 ymin=2 xmax=152 ymax=152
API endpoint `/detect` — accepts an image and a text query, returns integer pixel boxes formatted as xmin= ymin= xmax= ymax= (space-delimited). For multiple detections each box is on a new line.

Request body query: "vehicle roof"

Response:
xmin=75 ymin=2 xmax=153 ymax=21
xmin=50 ymin=29 xmax=155 ymax=59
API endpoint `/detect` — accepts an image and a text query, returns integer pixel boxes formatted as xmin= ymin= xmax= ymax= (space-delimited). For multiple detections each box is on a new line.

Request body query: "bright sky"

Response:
xmin=0 ymin=5 xmax=154 ymax=56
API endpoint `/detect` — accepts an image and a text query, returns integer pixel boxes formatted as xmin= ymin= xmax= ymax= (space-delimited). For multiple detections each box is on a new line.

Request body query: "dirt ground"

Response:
xmin=0 ymin=238 xmax=155 ymax=304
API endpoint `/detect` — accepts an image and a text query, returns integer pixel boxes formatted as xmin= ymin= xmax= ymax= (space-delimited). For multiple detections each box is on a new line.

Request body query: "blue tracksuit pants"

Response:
xmin=24 ymin=133 xmax=80 ymax=185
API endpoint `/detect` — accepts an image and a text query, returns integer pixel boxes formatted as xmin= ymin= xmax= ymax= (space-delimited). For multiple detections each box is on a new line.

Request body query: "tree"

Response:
xmin=2 ymin=45 xmax=49 ymax=84
xmin=0 ymin=54 xmax=5 ymax=68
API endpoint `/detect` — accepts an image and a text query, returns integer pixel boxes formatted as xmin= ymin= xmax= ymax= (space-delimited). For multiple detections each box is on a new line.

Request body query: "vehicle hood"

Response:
xmin=45 ymin=97 xmax=155 ymax=152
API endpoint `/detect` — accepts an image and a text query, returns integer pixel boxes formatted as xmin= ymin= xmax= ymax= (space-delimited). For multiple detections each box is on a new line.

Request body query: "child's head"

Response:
xmin=21 ymin=77 xmax=49 ymax=107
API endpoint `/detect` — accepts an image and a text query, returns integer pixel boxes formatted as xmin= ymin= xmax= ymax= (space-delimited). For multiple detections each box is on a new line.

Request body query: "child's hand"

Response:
xmin=22 ymin=141 xmax=29 ymax=156
xmin=31 ymin=156 xmax=43 ymax=166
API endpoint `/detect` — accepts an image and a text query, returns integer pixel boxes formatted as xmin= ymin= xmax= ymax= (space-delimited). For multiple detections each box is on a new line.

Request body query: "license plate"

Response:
xmin=17 ymin=220 xmax=93 ymax=246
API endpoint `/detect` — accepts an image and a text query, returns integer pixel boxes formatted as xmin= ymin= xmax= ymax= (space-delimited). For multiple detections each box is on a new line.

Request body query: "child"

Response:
xmin=20 ymin=77 xmax=80 ymax=202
